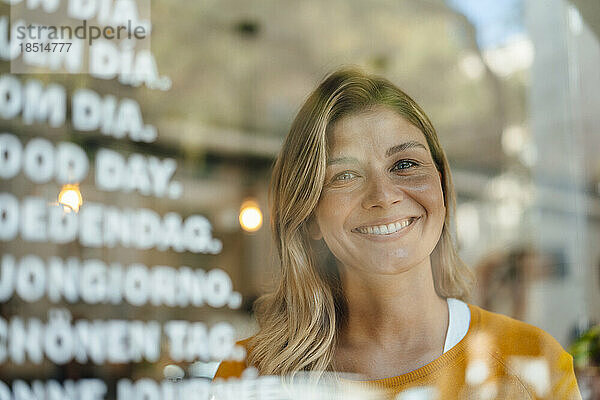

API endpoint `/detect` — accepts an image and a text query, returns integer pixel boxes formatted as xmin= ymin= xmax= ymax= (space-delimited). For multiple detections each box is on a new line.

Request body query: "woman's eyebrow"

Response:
xmin=326 ymin=141 xmax=427 ymax=166
xmin=385 ymin=141 xmax=427 ymax=157
xmin=326 ymin=156 xmax=358 ymax=166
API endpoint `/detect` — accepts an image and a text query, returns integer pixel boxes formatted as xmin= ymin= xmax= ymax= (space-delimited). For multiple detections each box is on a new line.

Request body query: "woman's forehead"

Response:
xmin=327 ymin=107 xmax=430 ymax=155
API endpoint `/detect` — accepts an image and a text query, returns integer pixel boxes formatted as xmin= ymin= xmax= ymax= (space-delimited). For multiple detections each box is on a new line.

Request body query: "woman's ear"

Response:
xmin=307 ymin=216 xmax=323 ymax=240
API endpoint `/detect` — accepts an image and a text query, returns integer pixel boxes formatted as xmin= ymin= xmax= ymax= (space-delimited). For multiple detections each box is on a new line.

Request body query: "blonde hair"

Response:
xmin=247 ymin=67 xmax=474 ymax=376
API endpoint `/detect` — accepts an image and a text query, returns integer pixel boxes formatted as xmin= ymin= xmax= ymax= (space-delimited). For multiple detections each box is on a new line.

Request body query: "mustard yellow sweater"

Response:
xmin=214 ymin=304 xmax=581 ymax=399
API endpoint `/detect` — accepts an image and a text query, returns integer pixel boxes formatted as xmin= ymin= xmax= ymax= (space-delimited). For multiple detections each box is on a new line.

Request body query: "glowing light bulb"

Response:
xmin=239 ymin=200 xmax=262 ymax=232
xmin=58 ymin=184 xmax=82 ymax=212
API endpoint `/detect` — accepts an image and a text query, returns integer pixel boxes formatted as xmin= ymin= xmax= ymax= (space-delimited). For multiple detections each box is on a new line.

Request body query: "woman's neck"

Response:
xmin=334 ymin=258 xmax=449 ymax=377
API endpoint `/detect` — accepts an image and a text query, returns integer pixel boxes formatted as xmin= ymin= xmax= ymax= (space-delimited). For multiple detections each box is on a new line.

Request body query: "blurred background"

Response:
xmin=1 ymin=0 xmax=599 ymax=398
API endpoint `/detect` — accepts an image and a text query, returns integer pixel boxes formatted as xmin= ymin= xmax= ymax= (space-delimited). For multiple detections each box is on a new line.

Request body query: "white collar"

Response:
xmin=443 ymin=298 xmax=470 ymax=353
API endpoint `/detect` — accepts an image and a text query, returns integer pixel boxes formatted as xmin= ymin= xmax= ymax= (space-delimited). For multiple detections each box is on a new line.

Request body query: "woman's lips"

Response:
xmin=352 ymin=216 xmax=420 ymax=235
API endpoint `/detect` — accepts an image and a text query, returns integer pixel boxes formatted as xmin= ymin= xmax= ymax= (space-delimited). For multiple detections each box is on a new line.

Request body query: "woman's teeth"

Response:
xmin=356 ymin=218 xmax=416 ymax=235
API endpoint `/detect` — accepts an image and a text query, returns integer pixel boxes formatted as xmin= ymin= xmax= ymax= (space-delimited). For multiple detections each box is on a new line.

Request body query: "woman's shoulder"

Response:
xmin=468 ymin=303 xmax=567 ymax=356
xmin=466 ymin=304 xmax=581 ymax=398
xmin=212 ymin=337 xmax=253 ymax=380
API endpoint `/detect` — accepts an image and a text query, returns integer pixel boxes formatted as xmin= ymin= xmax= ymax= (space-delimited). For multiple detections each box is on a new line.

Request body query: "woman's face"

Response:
xmin=311 ymin=106 xmax=446 ymax=276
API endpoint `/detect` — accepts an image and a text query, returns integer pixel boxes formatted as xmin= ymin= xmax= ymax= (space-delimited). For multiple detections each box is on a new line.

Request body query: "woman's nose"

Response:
xmin=361 ymin=175 xmax=404 ymax=210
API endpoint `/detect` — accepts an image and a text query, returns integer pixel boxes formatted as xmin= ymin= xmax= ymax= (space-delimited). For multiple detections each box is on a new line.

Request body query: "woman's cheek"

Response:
xmin=316 ymin=193 xmax=340 ymax=219
xmin=399 ymin=180 xmax=445 ymax=219
xmin=322 ymin=193 xmax=351 ymax=217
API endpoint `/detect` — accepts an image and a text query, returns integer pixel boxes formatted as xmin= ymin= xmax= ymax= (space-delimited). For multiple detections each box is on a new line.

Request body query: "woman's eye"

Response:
xmin=333 ymin=172 xmax=356 ymax=181
xmin=392 ymin=160 xmax=418 ymax=171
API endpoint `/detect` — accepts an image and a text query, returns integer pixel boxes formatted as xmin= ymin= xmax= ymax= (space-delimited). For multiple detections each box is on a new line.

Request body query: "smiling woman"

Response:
xmin=310 ymin=107 xmax=447 ymax=280
xmin=214 ymin=67 xmax=582 ymax=399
